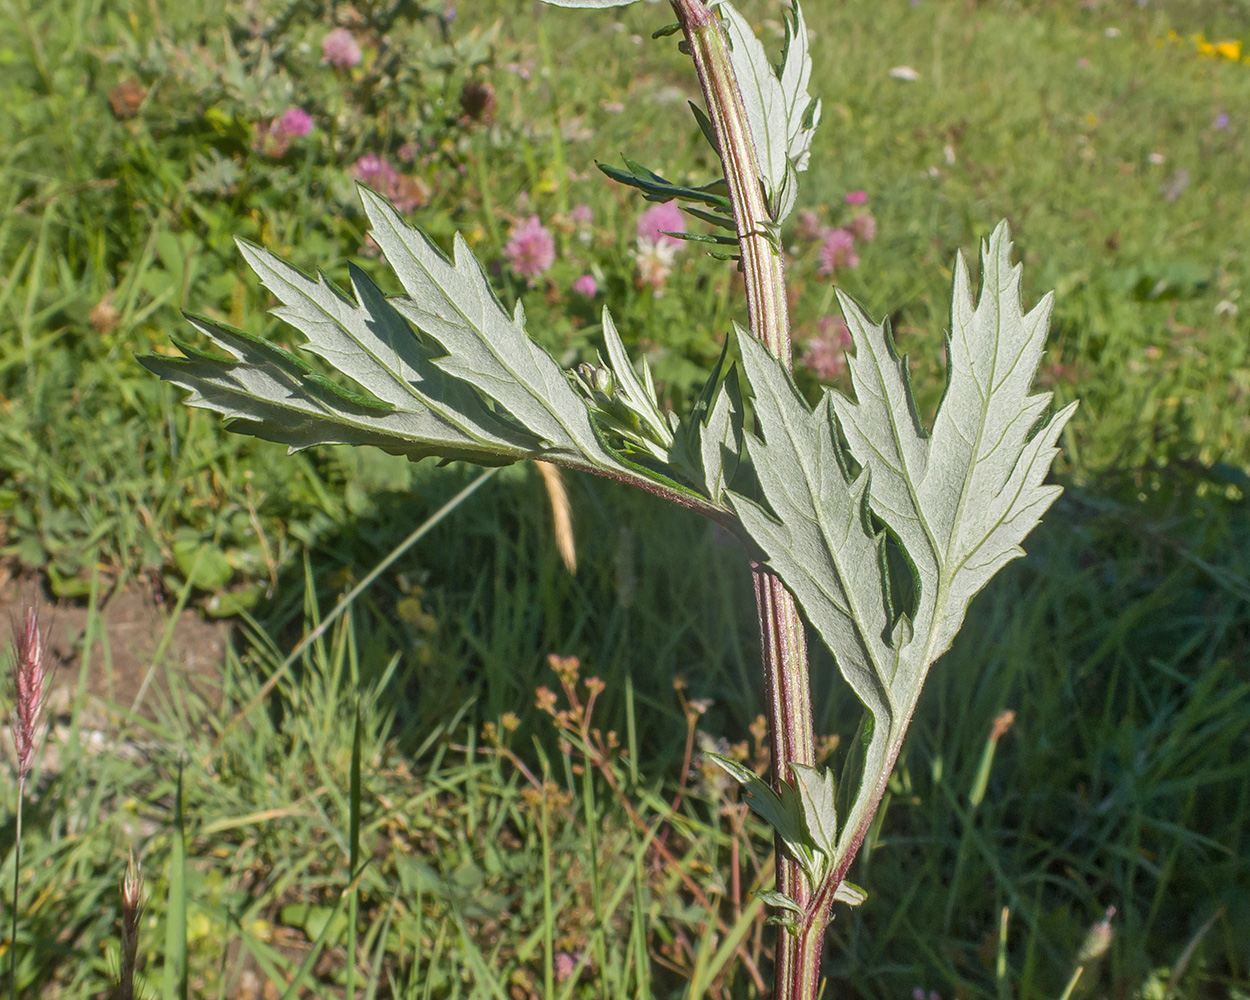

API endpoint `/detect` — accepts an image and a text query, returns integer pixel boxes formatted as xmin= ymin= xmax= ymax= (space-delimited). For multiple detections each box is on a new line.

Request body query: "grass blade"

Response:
xmin=347 ymin=701 xmax=363 ymax=1000
xmin=162 ymin=766 xmax=188 ymax=1000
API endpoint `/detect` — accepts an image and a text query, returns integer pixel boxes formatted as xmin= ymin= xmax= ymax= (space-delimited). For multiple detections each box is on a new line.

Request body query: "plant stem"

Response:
xmin=10 ymin=778 xmax=21 ymax=1000
xmin=754 ymin=570 xmax=817 ymax=992
xmin=670 ymin=0 xmax=791 ymax=360
xmin=668 ymin=2 xmax=820 ymax=996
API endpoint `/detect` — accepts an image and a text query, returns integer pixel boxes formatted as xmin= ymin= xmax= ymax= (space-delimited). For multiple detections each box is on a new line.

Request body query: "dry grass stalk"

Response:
xmin=536 ymin=461 xmax=577 ymax=574
xmin=118 ymin=850 xmax=144 ymax=1000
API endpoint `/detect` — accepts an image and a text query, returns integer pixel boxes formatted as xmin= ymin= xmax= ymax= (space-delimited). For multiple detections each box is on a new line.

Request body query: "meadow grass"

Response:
xmin=0 ymin=0 xmax=1248 ymax=996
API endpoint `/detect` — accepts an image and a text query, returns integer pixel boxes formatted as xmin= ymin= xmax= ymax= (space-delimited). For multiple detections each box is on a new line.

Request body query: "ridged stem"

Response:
xmin=668 ymin=3 xmax=820 ymax=996
xmin=670 ymin=0 xmax=791 ymax=359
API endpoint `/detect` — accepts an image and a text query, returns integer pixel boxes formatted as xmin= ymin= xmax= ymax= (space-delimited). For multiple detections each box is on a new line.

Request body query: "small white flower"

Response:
xmin=633 ymin=238 xmax=681 ymax=293
xmin=1147 ymin=152 xmax=1166 ymax=165
xmin=889 ymin=65 xmax=921 ymax=81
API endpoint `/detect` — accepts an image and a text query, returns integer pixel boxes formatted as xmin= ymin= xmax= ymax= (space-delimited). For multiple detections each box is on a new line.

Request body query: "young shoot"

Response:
xmin=142 ymin=2 xmax=1075 ymax=996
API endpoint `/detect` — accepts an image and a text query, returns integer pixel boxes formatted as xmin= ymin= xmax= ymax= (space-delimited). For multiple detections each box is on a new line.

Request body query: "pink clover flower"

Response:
xmin=636 ymin=201 xmax=686 ymax=247
xmin=322 ymin=28 xmax=362 ymax=70
xmin=505 ymin=215 xmax=556 ymax=283
xmin=818 ymin=228 xmax=859 ymax=275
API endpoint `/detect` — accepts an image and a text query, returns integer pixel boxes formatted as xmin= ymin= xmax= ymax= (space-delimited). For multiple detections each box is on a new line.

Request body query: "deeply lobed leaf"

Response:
xmin=831 ymin=222 xmax=1077 ymax=666
xmin=730 ymin=224 xmax=1075 ymax=861
xmin=360 ymin=189 xmax=632 ymax=475
xmin=237 ymin=240 xmax=536 ymax=455
xmin=143 ymin=186 xmax=740 ymax=521
xmin=730 ymin=330 xmax=896 ymax=715
xmin=728 ymin=328 xmax=898 ymax=841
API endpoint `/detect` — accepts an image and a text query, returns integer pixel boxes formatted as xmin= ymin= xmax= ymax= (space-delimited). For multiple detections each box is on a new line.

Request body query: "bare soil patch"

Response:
xmin=0 ymin=565 xmax=233 ymax=727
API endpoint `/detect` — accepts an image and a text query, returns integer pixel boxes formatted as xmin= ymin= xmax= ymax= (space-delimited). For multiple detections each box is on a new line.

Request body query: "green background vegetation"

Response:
xmin=0 ymin=0 xmax=1247 ymax=996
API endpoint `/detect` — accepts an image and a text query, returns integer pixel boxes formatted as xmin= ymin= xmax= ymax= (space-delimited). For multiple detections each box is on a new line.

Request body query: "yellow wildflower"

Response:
xmin=1215 ymin=40 xmax=1242 ymax=60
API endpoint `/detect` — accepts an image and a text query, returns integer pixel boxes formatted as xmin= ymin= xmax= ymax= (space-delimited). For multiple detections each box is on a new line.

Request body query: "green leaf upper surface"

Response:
xmin=145 ymin=185 xmax=736 ymax=521
xmin=708 ymin=753 xmax=846 ymax=888
xmin=140 ymin=317 xmax=523 ymax=464
xmin=598 ymin=157 xmax=732 ymax=213
xmin=755 ymin=890 xmax=804 ymax=916
xmin=716 ymin=1 xmax=821 ymax=223
xmin=360 ymin=188 xmax=634 ymax=476
xmin=706 ymin=752 xmax=817 ymax=881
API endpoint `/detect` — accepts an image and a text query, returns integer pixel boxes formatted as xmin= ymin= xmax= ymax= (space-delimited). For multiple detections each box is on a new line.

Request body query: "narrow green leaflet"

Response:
xmin=598 ymin=157 xmax=732 ymax=213
xmin=538 ymin=0 xmax=640 ymax=7
xmin=707 ymin=755 xmax=844 ymax=890
xmin=667 ymin=342 xmax=743 ymax=503
xmin=705 ymin=753 xmax=819 ymax=882
xmin=755 ymin=890 xmax=804 ymax=917
xmin=715 ymin=1 xmax=821 ymax=223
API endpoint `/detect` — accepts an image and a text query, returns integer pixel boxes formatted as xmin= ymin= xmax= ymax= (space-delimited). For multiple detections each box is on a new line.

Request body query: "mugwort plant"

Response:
xmin=142 ymin=1 xmax=1076 ymax=996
